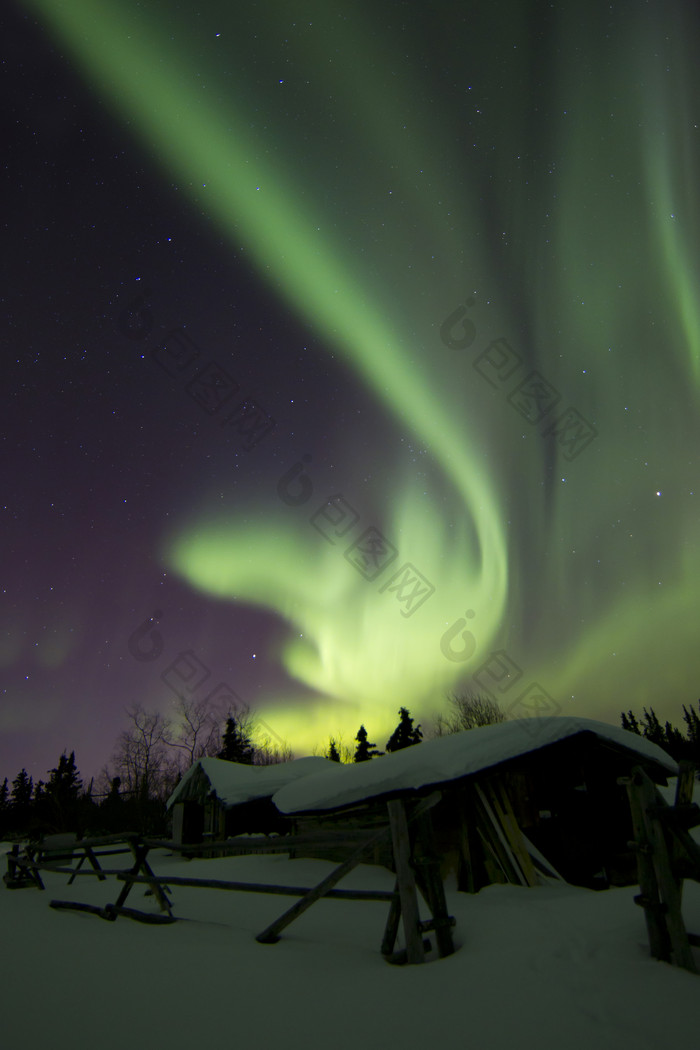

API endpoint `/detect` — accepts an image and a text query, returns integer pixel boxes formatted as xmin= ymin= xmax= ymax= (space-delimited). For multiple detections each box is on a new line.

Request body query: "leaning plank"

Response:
xmin=255 ymin=792 xmax=441 ymax=946
xmin=255 ymin=822 xmax=394 ymax=944
xmin=387 ymin=799 xmax=425 ymax=965
xmin=488 ymin=778 xmax=539 ymax=887
xmin=118 ymin=873 xmax=393 ymax=901
xmin=474 ymin=783 xmax=528 ymax=886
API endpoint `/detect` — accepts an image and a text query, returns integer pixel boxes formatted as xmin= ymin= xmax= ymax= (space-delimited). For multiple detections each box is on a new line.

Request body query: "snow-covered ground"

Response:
xmin=2 ymin=832 xmax=700 ymax=1049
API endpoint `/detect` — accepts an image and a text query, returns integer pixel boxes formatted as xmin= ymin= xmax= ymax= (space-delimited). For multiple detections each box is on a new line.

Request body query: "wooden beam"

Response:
xmin=387 ymin=799 xmax=425 ymax=965
xmin=638 ymin=769 xmax=697 ymax=973
xmin=413 ymin=809 xmax=455 ymax=958
xmin=623 ymin=773 xmax=670 ymax=962
xmin=117 ymin=873 xmax=393 ymax=901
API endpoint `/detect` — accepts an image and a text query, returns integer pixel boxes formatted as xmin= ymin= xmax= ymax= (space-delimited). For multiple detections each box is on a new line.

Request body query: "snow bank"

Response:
xmin=2 ymin=846 xmax=699 ymax=1049
xmin=273 ymin=716 xmax=677 ymax=815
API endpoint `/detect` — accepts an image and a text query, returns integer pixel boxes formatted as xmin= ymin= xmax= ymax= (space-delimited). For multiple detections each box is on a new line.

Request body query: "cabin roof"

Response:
xmin=166 ymin=755 xmax=339 ymax=810
xmin=271 ymin=716 xmax=677 ymax=815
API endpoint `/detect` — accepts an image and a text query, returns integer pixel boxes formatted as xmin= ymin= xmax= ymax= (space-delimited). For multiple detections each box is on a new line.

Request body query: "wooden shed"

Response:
xmin=270 ymin=716 xmax=678 ymax=892
xmin=166 ymin=756 xmax=339 ymax=844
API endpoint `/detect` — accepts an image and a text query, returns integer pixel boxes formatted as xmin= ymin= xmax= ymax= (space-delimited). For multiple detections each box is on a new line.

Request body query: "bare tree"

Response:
xmin=162 ymin=695 xmax=222 ymax=770
xmin=433 ymin=692 xmax=507 ymax=736
xmin=112 ymin=704 xmax=171 ymax=800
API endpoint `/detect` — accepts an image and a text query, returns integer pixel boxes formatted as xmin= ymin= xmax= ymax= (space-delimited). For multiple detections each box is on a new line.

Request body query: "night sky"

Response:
xmin=4 ymin=0 xmax=700 ymax=786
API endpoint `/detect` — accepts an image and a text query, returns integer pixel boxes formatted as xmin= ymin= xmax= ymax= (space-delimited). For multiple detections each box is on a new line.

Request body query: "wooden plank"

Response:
xmin=487 ymin=778 xmax=539 ymax=887
xmin=623 ymin=772 xmax=670 ymax=962
xmin=638 ymin=769 xmax=697 ymax=973
xmin=474 ymin=784 xmax=523 ymax=885
xmin=387 ymin=799 xmax=425 ymax=965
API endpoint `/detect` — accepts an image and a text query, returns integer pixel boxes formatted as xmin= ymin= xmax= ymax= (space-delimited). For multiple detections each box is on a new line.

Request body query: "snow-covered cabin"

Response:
xmin=166 ymin=756 xmax=339 ymax=842
xmin=271 ymin=716 xmax=677 ymax=891
xmin=167 ymin=718 xmax=677 ymax=891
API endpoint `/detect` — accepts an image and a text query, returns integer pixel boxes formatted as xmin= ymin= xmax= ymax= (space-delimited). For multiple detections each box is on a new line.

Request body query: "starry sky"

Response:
xmin=4 ymin=0 xmax=700 ymax=786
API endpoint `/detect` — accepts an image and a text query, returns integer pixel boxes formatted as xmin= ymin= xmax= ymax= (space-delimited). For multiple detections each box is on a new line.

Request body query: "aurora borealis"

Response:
xmin=4 ymin=0 xmax=700 ymax=781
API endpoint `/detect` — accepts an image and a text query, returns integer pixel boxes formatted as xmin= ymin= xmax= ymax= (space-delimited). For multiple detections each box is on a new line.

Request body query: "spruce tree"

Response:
xmin=385 ymin=707 xmax=423 ymax=753
xmin=327 ymin=739 xmax=341 ymax=763
xmin=642 ymin=708 xmax=664 ymax=746
xmin=47 ymin=751 xmax=82 ymax=805
xmin=0 ymin=777 xmax=8 ymax=810
xmin=218 ymin=715 xmax=255 ymax=764
xmin=11 ymin=768 xmax=33 ymax=808
xmin=621 ymin=711 xmax=641 ymax=735
xmin=353 ymin=725 xmax=382 ymax=762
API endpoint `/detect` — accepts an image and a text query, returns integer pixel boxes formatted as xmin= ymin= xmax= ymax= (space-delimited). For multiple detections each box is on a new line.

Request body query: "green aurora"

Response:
xmin=22 ymin=0 xmax=700 ymax=752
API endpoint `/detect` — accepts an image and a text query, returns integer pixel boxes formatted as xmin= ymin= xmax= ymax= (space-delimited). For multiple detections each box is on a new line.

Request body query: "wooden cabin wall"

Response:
xmin=292 ymin=801 xmax=394 ymax=867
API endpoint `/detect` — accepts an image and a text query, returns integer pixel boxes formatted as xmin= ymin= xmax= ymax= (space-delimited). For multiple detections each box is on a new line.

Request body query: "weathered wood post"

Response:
xmin=387 ymin=799 xmax=425 ymax=964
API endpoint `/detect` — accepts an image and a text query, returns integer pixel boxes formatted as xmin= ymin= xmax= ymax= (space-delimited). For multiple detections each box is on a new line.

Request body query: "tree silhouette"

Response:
xmin=218 ymin=713 xmax=255 ymax=764
xmin=385 ymin=707 xmax=423 ymax=752
xmin=353 ymin=725 xmax=383 ymax=762
xmin=11 ymin=768 xmax=33 ymax=808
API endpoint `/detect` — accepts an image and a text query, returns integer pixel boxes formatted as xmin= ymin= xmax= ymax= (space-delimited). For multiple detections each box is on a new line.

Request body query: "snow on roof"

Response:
xmin=272 ymin=716 xmax=677 ymax=815
xmin=167 ymin=755 xmax=339 ymax=810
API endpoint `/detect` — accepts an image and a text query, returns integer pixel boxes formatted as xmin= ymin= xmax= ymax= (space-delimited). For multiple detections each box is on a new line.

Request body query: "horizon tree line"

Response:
xmin=3 ymin=693 xmax=699 ymax=839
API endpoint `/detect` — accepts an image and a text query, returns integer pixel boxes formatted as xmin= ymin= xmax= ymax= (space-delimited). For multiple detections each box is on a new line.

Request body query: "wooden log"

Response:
xmin=624 ymin=773 xmax=670 ymax=962
xmin=387 ymin=799 xmax=425 ymax=965
xmin=638 ymin=769 xmax=697 ymax=973
xmin=117 ymin=873 xmax=393 ymax=901
xmin=49 ymin=900 xmax=117 ymax=920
